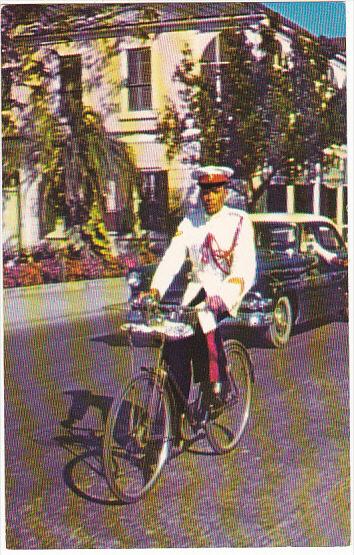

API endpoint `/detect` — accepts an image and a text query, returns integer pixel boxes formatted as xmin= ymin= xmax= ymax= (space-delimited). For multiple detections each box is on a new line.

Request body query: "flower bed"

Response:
xmin=3 ymin=241 xmax=158 ymax=288
xmin=18 ymin=261 xmax=43 ymax=286
xmin=102 ymin=255 xmax=125 ymax=278
xmin=3 ymin=265 xmax=21 ymax=288
xmin=40 ymin=257 xmax=64 ymax=283
xmin=63 ymin=251 xmax=105 ymax=281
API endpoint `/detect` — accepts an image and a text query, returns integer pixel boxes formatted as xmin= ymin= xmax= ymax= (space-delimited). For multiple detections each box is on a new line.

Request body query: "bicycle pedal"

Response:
xmin=172 ymin=436 xmax=184 ymax=450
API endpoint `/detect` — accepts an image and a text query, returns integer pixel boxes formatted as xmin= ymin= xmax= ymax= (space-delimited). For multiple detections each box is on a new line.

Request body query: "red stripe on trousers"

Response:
xmin=206 ymin=330 xmax=220 ymax=383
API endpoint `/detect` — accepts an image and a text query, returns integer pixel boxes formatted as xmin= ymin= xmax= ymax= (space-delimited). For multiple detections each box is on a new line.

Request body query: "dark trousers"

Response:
xmin=162 ymin=322 xmax=227 ymax=410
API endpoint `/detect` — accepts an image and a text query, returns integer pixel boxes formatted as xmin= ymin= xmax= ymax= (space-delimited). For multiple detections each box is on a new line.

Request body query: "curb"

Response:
xmin=3 ymin=276 xmax=127 ymax=300
xmin=3 ymin=276 xmax=130 ymax=330
xmin=3 ymin=303 xmax=126 ymax=333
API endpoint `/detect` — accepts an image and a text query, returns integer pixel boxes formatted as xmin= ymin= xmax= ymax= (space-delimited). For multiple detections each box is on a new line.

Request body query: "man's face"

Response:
xmin=200 ymin=185 xmax=227 ymax=215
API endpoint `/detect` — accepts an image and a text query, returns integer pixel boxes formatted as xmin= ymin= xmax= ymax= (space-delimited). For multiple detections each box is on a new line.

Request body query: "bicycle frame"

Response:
xmin=137 ymin=339 xmax=207 ymax=433
xmin=121 ymin=301 xmax=243 ymax=435
xmin=103 ymin=302 xmax=254 ymax=503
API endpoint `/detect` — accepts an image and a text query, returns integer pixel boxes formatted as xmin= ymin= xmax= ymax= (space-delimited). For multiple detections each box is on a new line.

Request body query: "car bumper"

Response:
xmin=221 ymin=311 xmax=273 ymax=328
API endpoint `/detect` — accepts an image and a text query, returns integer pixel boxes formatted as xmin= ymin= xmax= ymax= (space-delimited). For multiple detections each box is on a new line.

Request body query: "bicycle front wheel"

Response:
xmin=103 ymin=374 xmax=172 ymax=503
xmin=205 ymin=339 xmax=253 ymax=454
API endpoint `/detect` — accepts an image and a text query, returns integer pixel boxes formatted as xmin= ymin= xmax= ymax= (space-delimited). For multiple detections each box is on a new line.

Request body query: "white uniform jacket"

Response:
xmin=151 ymin=205 xmax=257 ymax=333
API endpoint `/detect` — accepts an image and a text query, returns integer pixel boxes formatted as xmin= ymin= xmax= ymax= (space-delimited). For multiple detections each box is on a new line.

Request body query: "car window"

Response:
xmin=255 ymin=223 xmax=298 ymax=251
xmin=313 ymin=224 xmax=346 ymax=252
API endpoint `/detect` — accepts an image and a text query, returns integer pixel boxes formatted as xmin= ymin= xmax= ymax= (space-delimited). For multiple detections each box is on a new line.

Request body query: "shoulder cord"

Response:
xmin=201 ymin=215 xmax=244 ymax=274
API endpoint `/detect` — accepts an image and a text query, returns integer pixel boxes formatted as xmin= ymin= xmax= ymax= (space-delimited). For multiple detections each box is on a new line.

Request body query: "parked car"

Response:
xmin=126 ymin=213 xmax=348 ymax=347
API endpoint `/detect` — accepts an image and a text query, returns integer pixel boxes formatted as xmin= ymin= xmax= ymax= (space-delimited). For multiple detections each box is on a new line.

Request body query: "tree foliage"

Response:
xmin=287 ymin=35 xmax=333 ymax=166
xmin=2 ymin=3 xmax=140 ymax=255
xmin=158 ymin=20 xmax=346 ymax=199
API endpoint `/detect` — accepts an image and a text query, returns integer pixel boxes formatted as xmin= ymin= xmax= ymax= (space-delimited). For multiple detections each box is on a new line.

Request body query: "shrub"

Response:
xmin=40 ymin=257 xmax=64 ymax=283
xmin=140 ymin=250 xmax=157 ymax=266
xmin=81 ymin=201 xmax=112 ymax=259
xmin=17 ymin=262 xmax=43 ymax=287
xmin=120 ymin=252 xmax=140 ymax=271
xmin=3 ymin=265 xmax=20 ymax=288
xmin=103 ymin=255 xmax=124 ymax=278
xmin=65 ymin=243 xmax=83 ymax=260
xmin=63 ymin=258 xmax=85 ymax=281
xmin=32 ymin=241 xmax=56 ymax=262
xmin=81 ymin=251 xmax=104 ymax=279
xmin=3 ymin=246 xmax=18 ymax=265
xmin=3 ymin=237 xmax=158 ymax=288
xmin=62 ymin=248 xmax=105 ymax=281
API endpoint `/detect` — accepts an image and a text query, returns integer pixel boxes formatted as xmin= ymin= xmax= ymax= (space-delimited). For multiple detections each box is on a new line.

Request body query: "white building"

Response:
xmin=2 ymin=3 xmax=347 ymax=249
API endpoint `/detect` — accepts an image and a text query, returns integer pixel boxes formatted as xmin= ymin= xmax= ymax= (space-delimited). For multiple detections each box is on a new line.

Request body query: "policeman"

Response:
xmin=149 ymin=166 xmax=257 ymax=419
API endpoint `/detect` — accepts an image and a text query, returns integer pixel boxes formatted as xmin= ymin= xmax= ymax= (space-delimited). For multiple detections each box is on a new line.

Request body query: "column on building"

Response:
xmin=19 ymin=162 xmax=42 ymax=249
xmin=322 ymin=145 xmax=347 ymax=239
xmin=286 ymin=183 xmax=295 ymax=214
xmin=313 ymin=163 xmax=321 ymax=216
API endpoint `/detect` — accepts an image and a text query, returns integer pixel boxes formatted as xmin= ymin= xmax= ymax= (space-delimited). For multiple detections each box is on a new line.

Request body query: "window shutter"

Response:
xmin=127 ymin=48 xmax=152 ymax=110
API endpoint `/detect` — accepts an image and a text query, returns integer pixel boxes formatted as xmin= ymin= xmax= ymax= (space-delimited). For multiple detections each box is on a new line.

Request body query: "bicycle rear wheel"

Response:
xmin=103 ymin=374 xmax=172 ymax=503
xmin=205 ymin=339 xmax=253 ymax=454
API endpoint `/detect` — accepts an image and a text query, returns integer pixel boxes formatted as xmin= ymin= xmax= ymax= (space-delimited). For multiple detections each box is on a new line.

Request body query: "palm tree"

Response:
xmin=42 ymin=107 xmax=139 ymax=258
xmin=2 ymin=6 xmax=140 ymax=256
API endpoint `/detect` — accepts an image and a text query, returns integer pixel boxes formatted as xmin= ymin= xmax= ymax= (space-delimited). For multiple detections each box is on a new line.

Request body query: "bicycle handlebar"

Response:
xmin=113 ymin=301 xmax=211 ymax=341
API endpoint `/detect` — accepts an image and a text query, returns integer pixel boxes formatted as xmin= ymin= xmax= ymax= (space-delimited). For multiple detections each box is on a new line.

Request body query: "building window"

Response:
xmin=200 ymin=34 xmax=236 ymax=113
xmin=267 ymin=185 xmax=287 ymax=213
xmin=2 ymin=68 xmax=12 ymax=110
xmin=127 ymin=48 xmax=152 ymax=111
xmin=106 ymin=180 xmax=117 ymax=212
xmin=59 ymin=55 xmax=82 ymax=123
xmin=139 ymin=171 xmax=167 ymax=232
xmin=295 ymin=184 xmax=314 ymax=213
xmin=327 ymin=65 xmax=335 ymax=84
xmin=200 ymin=37 xmax=228 ymax=102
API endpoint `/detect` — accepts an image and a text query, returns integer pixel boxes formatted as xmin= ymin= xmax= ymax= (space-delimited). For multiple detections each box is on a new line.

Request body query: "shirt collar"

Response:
xmin=205 ymin=205 xmax=227 ymax=222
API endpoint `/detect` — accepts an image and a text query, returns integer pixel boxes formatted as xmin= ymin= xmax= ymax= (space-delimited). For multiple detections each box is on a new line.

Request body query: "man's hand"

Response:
xmin=138 ymin=288 xmax=161 ymax=306
xmin=206 ymin=295 xmax=227 ymax=313
xmin=149 ymin=288 xmax=161 ymax=301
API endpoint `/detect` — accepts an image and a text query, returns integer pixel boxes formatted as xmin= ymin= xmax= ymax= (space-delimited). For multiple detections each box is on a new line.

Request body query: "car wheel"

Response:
xmin=265 ymin=296 xmax=293 ymax=348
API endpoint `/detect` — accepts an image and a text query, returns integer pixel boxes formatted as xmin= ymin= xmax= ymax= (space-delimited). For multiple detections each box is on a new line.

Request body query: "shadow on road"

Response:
xmin=60 ymin=389 xmax=112 ymax=429
xmin=91 ymin=332 xmax=129 ymax=347
xmin=55 ymin=389 xmax=127 ymax=505
xmin=291 ymin=317 xmax=338 ymax=337
xmin=54 ymin=432 xmax=123 ymax=505
xmin=54 ymin=425 xmax=197 ymax=506
xmin=221 ymin=316 xmax=339 ymax=350
xmin=55 ymin=390 xmax=211 ymax=506
xmin=90 ymin=316 xmax=343 ymax=352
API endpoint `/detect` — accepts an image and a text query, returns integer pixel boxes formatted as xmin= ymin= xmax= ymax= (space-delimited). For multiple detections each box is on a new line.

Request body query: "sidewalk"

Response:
xmin=3 ymin=277 xmax=129 ymax=329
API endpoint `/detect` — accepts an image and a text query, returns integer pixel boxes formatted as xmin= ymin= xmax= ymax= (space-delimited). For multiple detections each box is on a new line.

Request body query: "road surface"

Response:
xmin=4 ymin=300 xmax=350 ymax=548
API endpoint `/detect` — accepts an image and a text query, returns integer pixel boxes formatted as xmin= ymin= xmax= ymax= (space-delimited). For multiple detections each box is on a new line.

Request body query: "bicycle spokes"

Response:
xmin=204 ymin=340 xmax=252 ymax=454
xmin=103 ymin=375 xmax=171 ymax=503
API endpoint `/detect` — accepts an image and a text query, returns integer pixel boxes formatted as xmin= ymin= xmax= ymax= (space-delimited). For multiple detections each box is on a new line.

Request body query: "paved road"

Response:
xmin=4 ymin=307 xmax=350 ymax=548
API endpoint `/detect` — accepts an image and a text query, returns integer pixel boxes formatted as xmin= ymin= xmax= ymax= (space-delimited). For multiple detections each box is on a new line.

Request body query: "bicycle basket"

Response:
xmin=116 ymin=303 xmax=195 ymax=347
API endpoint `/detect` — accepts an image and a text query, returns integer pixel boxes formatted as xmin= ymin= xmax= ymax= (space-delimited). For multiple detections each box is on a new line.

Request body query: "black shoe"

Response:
xmin=208 ymin=391 xmax=224 ymax=418
xmin=207 ymin=382 xmax=231 ymax=418
xmin=173 ymin=413 xmax=186 ymax=449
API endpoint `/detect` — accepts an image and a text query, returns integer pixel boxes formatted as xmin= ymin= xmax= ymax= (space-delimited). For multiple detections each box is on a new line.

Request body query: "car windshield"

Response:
xmin=255 ymin=223 xmax=298 ymax=251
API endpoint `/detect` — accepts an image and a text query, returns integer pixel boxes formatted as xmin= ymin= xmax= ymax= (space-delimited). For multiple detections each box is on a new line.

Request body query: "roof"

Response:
xmin=320 ymin=36 xmax=346 ymax=54
xmin=250 ymin=213 xmax=334 ymax=224
xmin=8 ymin=3 xmax=261 ymax=41
xmin=8 ymin=2 xmax=328 ymax=45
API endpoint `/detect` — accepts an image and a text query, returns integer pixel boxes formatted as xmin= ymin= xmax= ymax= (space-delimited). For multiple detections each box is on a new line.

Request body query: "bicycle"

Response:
xmin=103 ymin=301 xmax=254 ymax=504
